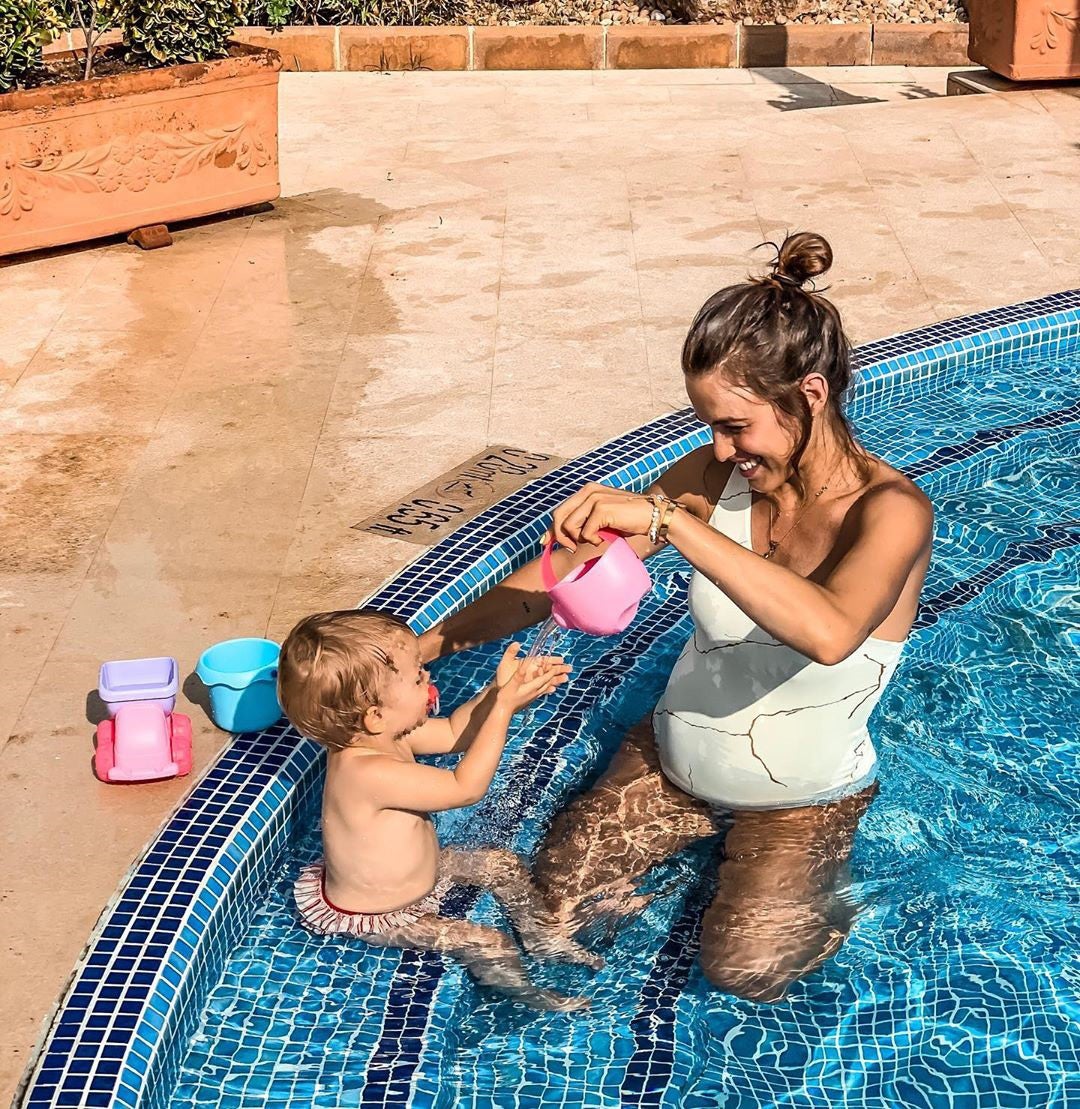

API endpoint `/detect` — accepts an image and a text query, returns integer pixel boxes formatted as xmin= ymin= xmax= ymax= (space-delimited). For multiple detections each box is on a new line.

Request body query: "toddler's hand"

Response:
xmin=493 ymin=642 xmax=568 ymax=689
xmin=494 ymin=641 xmax=525 ymax=689
xmin=493 ymin=644 xmax=571 ymax=713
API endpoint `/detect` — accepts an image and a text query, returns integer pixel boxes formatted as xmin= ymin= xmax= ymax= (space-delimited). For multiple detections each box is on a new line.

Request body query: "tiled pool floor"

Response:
xmin=2 ymin=67 xmax=1080 ymax=1105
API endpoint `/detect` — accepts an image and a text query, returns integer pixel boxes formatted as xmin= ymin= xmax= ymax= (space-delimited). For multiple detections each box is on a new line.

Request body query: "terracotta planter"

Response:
xmin=0 ymin=43 xmax=281 ymax=258
xmin=968 ymin=0 xmax=1080 ymax=80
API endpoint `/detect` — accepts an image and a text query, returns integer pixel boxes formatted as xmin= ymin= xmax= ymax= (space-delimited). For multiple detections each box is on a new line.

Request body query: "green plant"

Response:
xmin=246 ymin=0 xmax=466 ymax=29
xmin=122 ymin=0 xmax=244 ymax=65
xmin=67 ymin=0 xmax=121 ymax=78
xmin=257 ymin=0 xmax=294 ymax=28
xmin=0 ymin=0 xmax=56 ymax=91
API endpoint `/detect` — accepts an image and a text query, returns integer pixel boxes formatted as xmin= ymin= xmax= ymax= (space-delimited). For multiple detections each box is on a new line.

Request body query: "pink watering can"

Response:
xmin=541 ymin=528 xmax=652 ymax=636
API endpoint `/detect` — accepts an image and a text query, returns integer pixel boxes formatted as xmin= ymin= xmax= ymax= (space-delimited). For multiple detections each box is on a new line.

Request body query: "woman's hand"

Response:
xmin=548 ymin=482 xmax=654 ymax=551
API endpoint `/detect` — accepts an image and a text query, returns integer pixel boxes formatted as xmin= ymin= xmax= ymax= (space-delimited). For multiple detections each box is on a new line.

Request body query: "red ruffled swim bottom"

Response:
xmin=294 ymin=861 xmax=453 ymax=937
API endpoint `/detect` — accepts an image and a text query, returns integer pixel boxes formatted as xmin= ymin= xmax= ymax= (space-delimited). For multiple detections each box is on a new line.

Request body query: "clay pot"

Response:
xmin=0 ymin=43 xmax=281 ymax=258
xmin=968 ymin=0 xmax=1080 ymax=80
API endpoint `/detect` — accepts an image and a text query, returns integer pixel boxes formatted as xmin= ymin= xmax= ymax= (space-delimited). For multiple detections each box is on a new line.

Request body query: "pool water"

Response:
xmin=171 ymin=341 xmax=1080 ymax=1108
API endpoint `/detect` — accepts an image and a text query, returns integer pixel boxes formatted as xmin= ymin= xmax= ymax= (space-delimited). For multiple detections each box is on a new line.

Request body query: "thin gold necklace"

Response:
xmin=762 ymin=481 xmax=830 ymax=560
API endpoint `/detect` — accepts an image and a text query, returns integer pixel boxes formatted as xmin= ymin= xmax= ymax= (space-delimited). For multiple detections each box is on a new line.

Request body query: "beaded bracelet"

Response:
xmin=648 ymin=493 xmax=680 ymax=545
xmin=647 ymin=496 xmax=664 ymax=545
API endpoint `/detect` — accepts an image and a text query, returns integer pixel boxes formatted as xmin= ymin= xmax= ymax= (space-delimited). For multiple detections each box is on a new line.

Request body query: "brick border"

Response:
xmin=473 ymin=25 xmax=604 ymax=70
xmin=44 ymin=22 xmax=971 ymax=71
xmin=342 ymin=26 xmax=469 ymax=71
xmin=607 ymin=25 xmax=737 ymax=70
xmin=741 ymin=23 xmax=873 ymax=67
xmin=871 ymin=22 xmax=971 ymax=67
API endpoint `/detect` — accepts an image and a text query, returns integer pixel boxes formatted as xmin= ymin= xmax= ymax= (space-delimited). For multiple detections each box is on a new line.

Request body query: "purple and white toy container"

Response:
xmin=98 ymin=657 xmax=179 ymax=718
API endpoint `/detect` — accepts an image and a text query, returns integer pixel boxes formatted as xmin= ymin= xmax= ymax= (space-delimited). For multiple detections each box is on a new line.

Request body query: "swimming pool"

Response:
xmin=19 ymin=291 xmax=1080 ymax=1108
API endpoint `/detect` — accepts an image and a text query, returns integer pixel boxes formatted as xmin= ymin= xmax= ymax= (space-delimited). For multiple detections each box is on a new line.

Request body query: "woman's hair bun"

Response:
xmin=771 ymin=231 xmax=832 ymax=289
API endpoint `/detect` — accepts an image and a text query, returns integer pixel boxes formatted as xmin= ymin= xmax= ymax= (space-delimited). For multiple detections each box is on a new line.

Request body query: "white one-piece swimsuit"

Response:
xmin=653 ymin=467 xmax=906 ymax=810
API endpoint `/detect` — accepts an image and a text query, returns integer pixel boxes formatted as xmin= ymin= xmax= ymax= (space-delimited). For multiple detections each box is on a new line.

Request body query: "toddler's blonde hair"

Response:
xmin=278 ymin=609 xmax=412 ymax=751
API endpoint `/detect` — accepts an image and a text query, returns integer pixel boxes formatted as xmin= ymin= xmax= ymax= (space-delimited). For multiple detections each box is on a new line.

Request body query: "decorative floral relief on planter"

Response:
xmin=0 ymin=121 xmax=273 ymax=221
xmin=1031 ymin=6 xmax=1080 ymax=53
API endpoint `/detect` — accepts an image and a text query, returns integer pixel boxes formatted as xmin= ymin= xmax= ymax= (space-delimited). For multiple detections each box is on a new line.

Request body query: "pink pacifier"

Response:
xmin=540 ymin=527 xmax=652 ymax=636
xmin=427 ymin=683 xmax=440 ymax=715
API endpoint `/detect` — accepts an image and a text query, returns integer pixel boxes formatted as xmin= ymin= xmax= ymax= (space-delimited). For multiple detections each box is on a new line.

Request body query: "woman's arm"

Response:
xmin=418 ymin=448 xmax=716 ymax=663
xmin=560 ymin=478 xmax=933 ymax=664
xmin=666 ymin=482 xmax=931 ymax=662
xmin=417 ymin=555 xmax=557 ymax=663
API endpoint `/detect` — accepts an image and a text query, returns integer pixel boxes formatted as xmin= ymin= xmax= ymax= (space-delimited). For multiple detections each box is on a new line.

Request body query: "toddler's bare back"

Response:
xmin=321 ymin=746 xmax=441 ymax=914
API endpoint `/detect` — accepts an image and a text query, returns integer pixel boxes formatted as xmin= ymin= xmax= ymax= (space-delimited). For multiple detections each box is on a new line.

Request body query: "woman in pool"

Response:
xmin=420 ymin=231 xmax=933 ymax=1002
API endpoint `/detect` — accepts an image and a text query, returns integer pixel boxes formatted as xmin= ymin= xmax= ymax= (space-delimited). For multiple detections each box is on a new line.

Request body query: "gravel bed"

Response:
xmin=463 ymin=0 xmax=968 ymax=27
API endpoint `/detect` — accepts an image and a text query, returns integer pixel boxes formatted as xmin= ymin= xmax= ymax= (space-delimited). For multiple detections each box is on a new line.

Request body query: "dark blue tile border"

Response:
xmin=903 ymin=399 xmax=1080 ymax=480
xmin=852 ymin=289 xmax=1080 ymax=372
xmin=914 ymin=520 xmax=1080 ymax=632
xmin=15 ymin=287 xmax=1080 ymax=1109
xmin=621 ymin=878 xmax=712 ymax=1109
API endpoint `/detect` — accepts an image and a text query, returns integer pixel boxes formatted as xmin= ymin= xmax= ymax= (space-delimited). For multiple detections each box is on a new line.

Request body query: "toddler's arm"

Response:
xmin=409 ymin=643 xmax=567 ymax=756
xmin=406 ymin=683 xmax=497 ymax=757
xmin=362 ymin=652 xmax=568 ymax=813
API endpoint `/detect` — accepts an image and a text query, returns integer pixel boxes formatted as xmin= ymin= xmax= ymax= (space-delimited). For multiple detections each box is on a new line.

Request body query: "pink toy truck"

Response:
xmin=94 ymin=657 xmax=192 ymax=783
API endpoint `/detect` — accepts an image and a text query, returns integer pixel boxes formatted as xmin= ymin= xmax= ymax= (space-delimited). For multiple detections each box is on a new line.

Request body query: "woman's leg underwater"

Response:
xmin=699 ymin=781 xmax=879 ymax=1002
xmin=532 ymin=718 xmax=719 ymax=931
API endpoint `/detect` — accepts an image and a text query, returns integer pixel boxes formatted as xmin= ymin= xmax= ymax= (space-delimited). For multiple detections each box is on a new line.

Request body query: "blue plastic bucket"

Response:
xmin=196 ymin=638 xmax=282 ymax=733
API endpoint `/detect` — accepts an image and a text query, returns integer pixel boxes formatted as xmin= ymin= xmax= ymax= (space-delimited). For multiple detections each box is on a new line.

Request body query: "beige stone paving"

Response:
xmin=2 ymin=66 xmax=1080 ymax=1103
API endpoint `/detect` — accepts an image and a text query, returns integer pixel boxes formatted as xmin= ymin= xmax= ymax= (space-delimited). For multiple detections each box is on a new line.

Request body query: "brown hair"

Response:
xmin=277 ymin=609 xmax=412 ymax=752
xmin=681 ymin=231 xmax=870 ymax=494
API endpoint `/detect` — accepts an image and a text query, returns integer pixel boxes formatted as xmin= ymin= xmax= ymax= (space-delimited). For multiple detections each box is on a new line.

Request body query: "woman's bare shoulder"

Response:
xmin=856 ymin=457 xmax=934 ymax=536
xmin=652 ymin=445 xmax=731 ymax=521
xmin=867 ymin=456 xmax=931 ymax=500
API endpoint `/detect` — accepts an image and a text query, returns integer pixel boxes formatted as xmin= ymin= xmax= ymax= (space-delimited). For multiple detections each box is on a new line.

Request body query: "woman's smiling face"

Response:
xmin=685 ymin=371 xmax=801 ymax=493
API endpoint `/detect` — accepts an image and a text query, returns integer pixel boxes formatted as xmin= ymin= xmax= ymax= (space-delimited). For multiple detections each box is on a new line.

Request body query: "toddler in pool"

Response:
xmin=278 ymin=609 xmax=601 ymax=1011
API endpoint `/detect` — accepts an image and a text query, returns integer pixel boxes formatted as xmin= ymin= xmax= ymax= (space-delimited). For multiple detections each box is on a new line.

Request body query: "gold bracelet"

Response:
xmin=657 ymin=500 xmax=680 ymax=544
